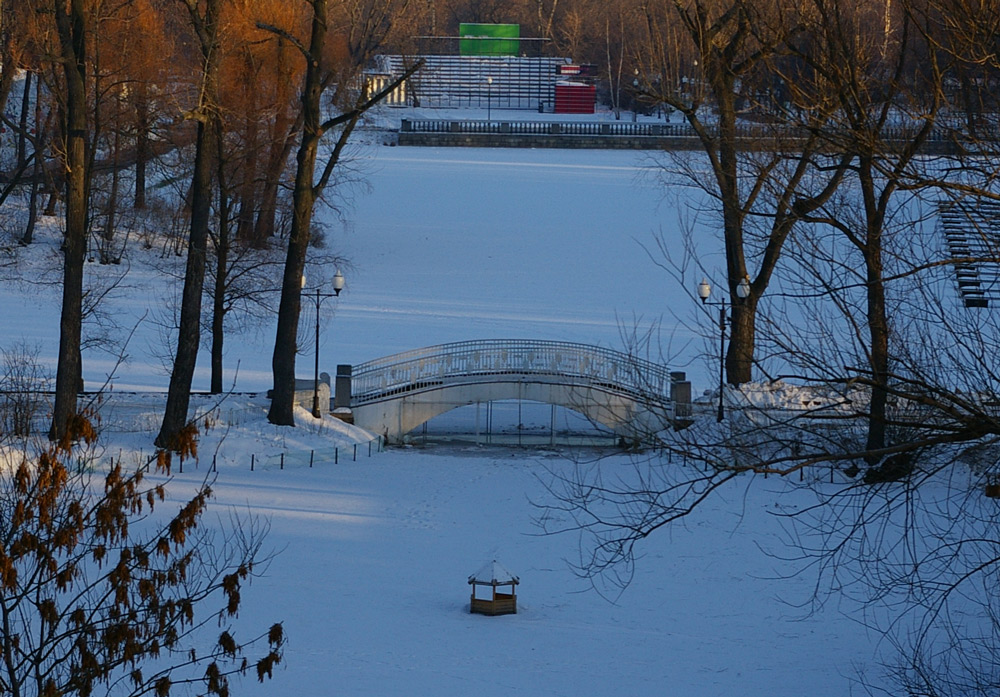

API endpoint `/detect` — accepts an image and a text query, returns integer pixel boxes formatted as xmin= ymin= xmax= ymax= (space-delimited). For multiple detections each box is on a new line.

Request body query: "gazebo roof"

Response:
xmin=468 ymin=559 xmax=519 ymax=586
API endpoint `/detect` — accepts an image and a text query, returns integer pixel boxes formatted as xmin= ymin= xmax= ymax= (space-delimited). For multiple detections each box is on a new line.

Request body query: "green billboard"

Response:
xmin=459 ymin=23 xmax=520 ymax=56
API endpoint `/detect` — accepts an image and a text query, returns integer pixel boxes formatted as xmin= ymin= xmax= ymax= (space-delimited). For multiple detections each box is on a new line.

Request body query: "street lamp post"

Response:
xmin=632 ymin=69 xmax=639 ymax=122
xmin=307 ymin=270 xmax=345 ymax=419
xmin=698 ymin=276 xmax=750 ymax=422
xmin=486 ymin=76 xmax=493 ymax=121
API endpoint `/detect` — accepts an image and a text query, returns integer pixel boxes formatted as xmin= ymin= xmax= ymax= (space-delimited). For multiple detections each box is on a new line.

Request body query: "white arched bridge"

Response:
xmin=333 ymin=339 xmax=692 ymax=444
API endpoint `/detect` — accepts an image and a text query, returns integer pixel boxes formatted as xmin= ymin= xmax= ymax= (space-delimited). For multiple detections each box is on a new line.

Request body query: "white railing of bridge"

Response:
xmin=350 ymin=339 xmax=677 ymax=405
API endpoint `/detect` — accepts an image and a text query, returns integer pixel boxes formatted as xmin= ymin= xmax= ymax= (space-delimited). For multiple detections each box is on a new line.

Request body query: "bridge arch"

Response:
xmin=339 ymin=340 xmax=690 ymax=444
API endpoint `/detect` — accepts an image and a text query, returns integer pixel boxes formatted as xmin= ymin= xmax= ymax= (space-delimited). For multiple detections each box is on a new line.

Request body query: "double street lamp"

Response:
xmin=697 ymin=276 xmax=750 ymax=422
xmin=304 ymin=270 xmax=345 ymax=419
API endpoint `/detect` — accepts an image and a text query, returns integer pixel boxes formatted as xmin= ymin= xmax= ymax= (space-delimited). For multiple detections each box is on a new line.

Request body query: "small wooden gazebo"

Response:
xmin=468 ymin=560 xmax=519 ymax=616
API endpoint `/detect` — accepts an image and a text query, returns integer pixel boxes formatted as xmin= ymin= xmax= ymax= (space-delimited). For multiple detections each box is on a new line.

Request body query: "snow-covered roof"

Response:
xmin=468 ymin=559 xmax=519 ymax=585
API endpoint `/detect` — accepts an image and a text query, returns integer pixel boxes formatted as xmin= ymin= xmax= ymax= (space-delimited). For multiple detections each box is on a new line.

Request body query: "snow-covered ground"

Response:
xmin=1 ymin=139 xmax=891 ymax=695
xmin=196 ymin=446 xmax=878 ymax=697
xmin=78 ymin=398 xmax=882 ymax=697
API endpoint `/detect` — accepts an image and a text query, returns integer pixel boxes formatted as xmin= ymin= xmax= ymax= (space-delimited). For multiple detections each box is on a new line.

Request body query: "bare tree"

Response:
xmin=0 ymin=341 xmax=48 ymax=439
xmin=156 ymin=0 xmax=223 ymax=450
xmin=47 ymin=0 xmax=90 ymax=444
xmin=0 ymin=419 xmax=284 ymax=697
xmin=263 ymin=0 xmax=421 ymax=426
xmin=635 ymin=0 xmax=848 ymax=386
xmin=538 ymin=3 xmax=1000 ymax=692
xmin=784 ymin=0 xmax=962 ymax=465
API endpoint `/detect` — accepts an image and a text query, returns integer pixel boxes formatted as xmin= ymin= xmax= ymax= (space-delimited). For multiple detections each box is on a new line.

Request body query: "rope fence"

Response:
xmin=249 ymin=436 xmax=385 ymax=472
xmin=71 ymin=435 xmax=386 ymax=476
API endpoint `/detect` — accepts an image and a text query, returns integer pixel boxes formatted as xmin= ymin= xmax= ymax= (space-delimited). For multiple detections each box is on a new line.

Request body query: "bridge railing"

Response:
xmin=400 ymin=119 xmax=958 ymax=145
xmin=401 ymin=119 xmax=703 ymax=137
xmin=350 ymin=339 xmax=677 ymax=405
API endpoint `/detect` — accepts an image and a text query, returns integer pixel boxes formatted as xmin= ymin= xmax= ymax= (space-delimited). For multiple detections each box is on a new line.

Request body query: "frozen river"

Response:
xmin=9 ymin=144 xmax=720 ymax=395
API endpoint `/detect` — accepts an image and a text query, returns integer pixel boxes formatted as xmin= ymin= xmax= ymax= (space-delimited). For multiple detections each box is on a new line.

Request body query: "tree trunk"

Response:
xmin=49 ymin=0 xmax=88 ymax=443
xmin=267 ymin=0 xmax=327 ymax=426
xmin=606 ymin=15 xmax=620 ymax=119
xmin=235 ymin=118 xmax=258 ymax=242
xmin=253 ymin=177 xmax=279 ymax=243
xmin=134 ymin=84 xmax=149 ymax=209
xmin=0 ymin=0 xmax=15 ymax=122
xmin=235 ymin=182 xmax=256 ymax=242
xmin=156 ymin=0 xmax=221 ymax=449
xmin=266 ymin=141 xmax=318 ymax=423
xmin=155 ymin=114 xmax=216 ymax=449
xmin=22 ymin=81 xmax=43 ymax=245
xmin=210 ymin=227 xmax=228 ymax=394
xmin=862 ymin=178 xmax=889 ymax=462
xmin=843 ymin=153 xmax=891 ymax=464
xmin=252 ymin=117 xmax=296 ymax=246
xmin=17 ymin=71 xmax=30 ymax=170
xmin=713 ymin=80 xmax=753 ymax=385
xmin=252 ymin=38 xmax=297 ymax=246
xmin=102 ymin=124 xmax=120 ymax=254
xmin=210 ymin=118 xmax=231 ymax=395
xmin=865 ymin=267 xmax=889 ymax=462
xmin=23 ymin=153 xmax=40 ymax=245
xmin=727 ymin=295 xmax=756 ymax=386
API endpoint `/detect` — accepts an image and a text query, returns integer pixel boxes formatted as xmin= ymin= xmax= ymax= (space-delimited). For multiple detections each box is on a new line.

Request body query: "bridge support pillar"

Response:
xmin=335 ymin=365 xmax=352 ymax=409
xmin=670 ymin=372 xmax=692 ymax=423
